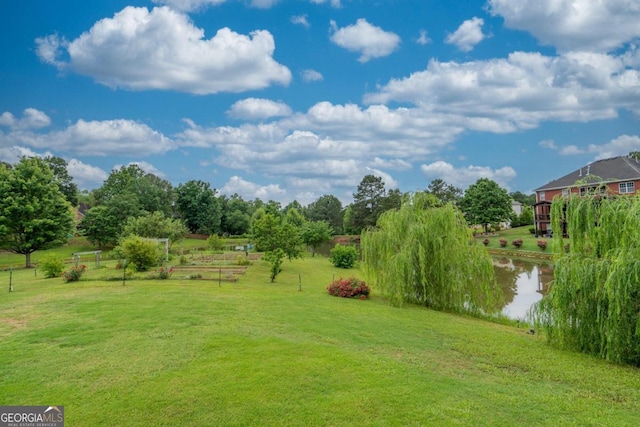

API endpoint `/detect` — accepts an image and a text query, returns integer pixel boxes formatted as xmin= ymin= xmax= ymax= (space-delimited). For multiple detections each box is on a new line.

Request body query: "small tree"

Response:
xmin=264 ymin=248 xmax=285 ymax=282
xmin=114 ymin=235 xmax=162 ymax=272
xmin=301 ymin=221 xmax=333 ymax=257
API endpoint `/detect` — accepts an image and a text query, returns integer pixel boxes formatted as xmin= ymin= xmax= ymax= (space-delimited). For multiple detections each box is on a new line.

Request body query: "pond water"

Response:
xmin=493 ymin=256 xmax=554 ymax=320
xmin=316 ymin=242 xmax=554 ymax=319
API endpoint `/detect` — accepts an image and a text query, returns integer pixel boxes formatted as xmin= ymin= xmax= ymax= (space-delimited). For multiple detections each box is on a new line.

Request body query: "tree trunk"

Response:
xmin=25 ymin=252 xmax=32 ymax=268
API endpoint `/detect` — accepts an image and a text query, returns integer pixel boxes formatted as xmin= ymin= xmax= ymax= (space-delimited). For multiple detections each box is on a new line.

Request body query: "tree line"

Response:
xmin=0 ymin=156 xmax=534 ymax=267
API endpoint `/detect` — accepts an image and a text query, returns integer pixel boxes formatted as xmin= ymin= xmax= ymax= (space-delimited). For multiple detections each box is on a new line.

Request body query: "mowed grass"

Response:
xmin=476 ymin=226 xmax=557 ymax=254
xmin=1 ymin=256 xmax=640 ymax=426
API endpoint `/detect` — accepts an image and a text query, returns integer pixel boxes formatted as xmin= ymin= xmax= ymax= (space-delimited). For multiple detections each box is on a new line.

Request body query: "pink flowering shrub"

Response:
xmin=63 ymin=265 xmax=86 ymax=282
xmin=499 ymin=239 xmax=508 ymax=247
xmin=537 ymin=240 xmax=548 ymax=251
xmin=512 ymin=239 xmax=523 ymax=248
xmin=327 ymin=277 xmax=370 ymax=299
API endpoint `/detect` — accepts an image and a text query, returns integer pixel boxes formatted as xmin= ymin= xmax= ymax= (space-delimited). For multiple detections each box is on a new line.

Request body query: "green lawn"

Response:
xmin=1 ymin=254 xmax=639 ymax=426
xmin=475 ymin=226 xmax=557 ymax=254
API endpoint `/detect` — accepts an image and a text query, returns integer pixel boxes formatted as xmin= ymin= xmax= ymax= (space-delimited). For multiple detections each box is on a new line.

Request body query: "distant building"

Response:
xmin=534 ymin=156 xmax=640 ymax=236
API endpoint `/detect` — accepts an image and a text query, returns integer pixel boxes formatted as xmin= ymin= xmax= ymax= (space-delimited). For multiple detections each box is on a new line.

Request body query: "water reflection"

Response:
xmin=493 ymin=257 xmax=554 ymax=320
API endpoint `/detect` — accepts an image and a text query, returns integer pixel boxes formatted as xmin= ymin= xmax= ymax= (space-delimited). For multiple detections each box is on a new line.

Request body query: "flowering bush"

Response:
xmin=63 ymin=265 xmax=86 ymax=282
xmin=327 ymin=277 xmax=370 ymax=299
xmin=512 ymin=239 xmax=523 ymax=248
xmin=499 ymin=239 xmax=508 ymax=248
xmin=537 ymin=240 xmax=548 ymax=251
xmin=156 ymin=266 xmax=174 ymax=279
xmin=482 ymin=238 xmax=490 ymax=246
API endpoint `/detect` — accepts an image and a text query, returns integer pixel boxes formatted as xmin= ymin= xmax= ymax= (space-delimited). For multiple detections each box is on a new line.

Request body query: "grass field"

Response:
xmin=1 ymin=251 xmax=640 ymax=426
xmin=475 ymin=226 xmax=557 ymax=254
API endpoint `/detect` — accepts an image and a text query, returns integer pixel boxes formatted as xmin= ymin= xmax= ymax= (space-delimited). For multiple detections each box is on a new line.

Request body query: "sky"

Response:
xmin=1 ymin=0 xmax=639 ymax=205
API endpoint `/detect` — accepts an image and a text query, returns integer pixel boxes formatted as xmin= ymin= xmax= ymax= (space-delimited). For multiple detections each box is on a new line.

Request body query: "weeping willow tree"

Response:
xmin=532 ymin=192 xmax=640 ymax=366
xmin=361 ymin=192 xmax=502 ymax=315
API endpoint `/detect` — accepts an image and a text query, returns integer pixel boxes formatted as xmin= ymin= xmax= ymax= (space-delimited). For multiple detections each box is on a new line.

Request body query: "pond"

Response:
xmin=493 ymin=256 xmax=554 ymax=320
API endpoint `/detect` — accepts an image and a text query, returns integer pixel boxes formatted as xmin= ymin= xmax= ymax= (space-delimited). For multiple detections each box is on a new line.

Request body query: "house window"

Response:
xmin=619 ymin=182 xmax=635 ymax=194
xmin=539 ymin=191 xmax=545 ymax=201
xmin=580 ymin=185 xmax=606 ymax=196
xmin=562 ymin=188 xmax=569 ymax=197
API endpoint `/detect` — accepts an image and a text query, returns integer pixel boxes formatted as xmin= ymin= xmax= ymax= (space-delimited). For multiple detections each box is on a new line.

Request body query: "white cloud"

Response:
xmin=301 ymin=69 xmax=324 ymax=82
xmin=66 ymin=159 xmax=109 ymax=188
xmin=366 ymin=51 xmax=640 ymax=132
xmin=250 ymin=0 xmax=280 ymax=8
xmin=330 ymin=19 xmax=400 ymax=63
xmin=445 ymin=17 xmax=486 ymax=52
xmin=559 ymin=145 xmax=584 ymax=155
xmin=0 ymin=108 xmax=51 ymax=130
xmin=489 ymin=0 xmax=640 ymax=53
xmin=416 ymin=29 xmax=431 ymax=45
xmin=370 ymin=157 xmax=412 ymax=171
xmin=539 ymin=139 xmax=557 ymax=149
xmin=1 ymin=115 xmax=174 ymax=157
xmin=588 ymin=134 xmax=640 ymax=159
xmin=421 ymin=160 xmax=516 ymax=189
xmin=227 ymin=98 xmax=293 ymax=120
xmin=291 ymin=15 xmax=310 ymax=28
xmin=310 ymin=0 xmax=341 ymax=7
xmin=151 ymin=0 xmax=227 ymax=12
xmin=220 ymin=176 xmax=287 ymax=201
xmin=0 ymin=146 xmax=47 ymax=164
xmin=36 ymin=6 xmax=291 ymax=94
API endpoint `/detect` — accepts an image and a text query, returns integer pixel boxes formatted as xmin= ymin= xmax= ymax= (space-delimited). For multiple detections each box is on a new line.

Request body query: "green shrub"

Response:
xmin=63 ymin=265 xmax=86 ymax=282
xmin=114 ymin=235 xmax=163 ymax=272
xmin=236 ymin=255 xmax=252 ymax=266
xmin=327 ymin=277 xmax=370 ymax=299
xmin=529 ymin=227 xmax=536 ymax=234
xmin=330 ymin=244 xmax=359 ymax=268
xmin=207 ymin=234 xmax=224 ymax=251
xmin=40 ymin=255 xmax=66 ymax=278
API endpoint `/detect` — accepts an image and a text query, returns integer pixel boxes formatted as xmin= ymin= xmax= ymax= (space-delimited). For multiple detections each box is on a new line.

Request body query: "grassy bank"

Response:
xmin=1 ymin=254 xmax=639 ymax=426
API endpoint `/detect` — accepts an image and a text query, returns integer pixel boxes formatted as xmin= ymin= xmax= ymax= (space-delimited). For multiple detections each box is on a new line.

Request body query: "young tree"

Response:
xmin=301 ymin=221 xmax=333 ymax=256
xmin=361 ymin=192 xmax=501 ymax=312
xmin=0 ymin=158 xmax=75 ymax=267
xmin=459 ymin=178 xmax=512 ymax=233
xmin=252 ymin=213 xmax=303 ymax=260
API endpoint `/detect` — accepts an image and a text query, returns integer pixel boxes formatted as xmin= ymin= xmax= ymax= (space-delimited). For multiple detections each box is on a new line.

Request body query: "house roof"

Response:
xmin=536 ymin=156 xmax=640 ymax=191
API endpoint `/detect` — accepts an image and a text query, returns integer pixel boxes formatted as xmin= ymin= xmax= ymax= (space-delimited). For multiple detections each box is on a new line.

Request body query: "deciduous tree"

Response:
xmin=459 ymin=178 xmax=512 ymax=233
xmin=0 ymin=157 xmax=75 ymax=267
xmin=175 ymin=180 xmax=221 ymax=234
xmin=361 ymin=192 xmax=501 ymax=313
xmin=301 ymin=221 xmax=333 ymax=256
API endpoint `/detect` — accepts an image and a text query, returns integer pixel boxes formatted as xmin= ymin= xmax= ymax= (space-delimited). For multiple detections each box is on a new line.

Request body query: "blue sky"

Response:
xmin=1 ymin=0 xmax=639 ymax=204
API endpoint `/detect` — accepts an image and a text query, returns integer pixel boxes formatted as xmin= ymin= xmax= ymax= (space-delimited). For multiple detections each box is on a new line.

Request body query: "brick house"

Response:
xmin=533 ymin=156 xmax=640 ymax=236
